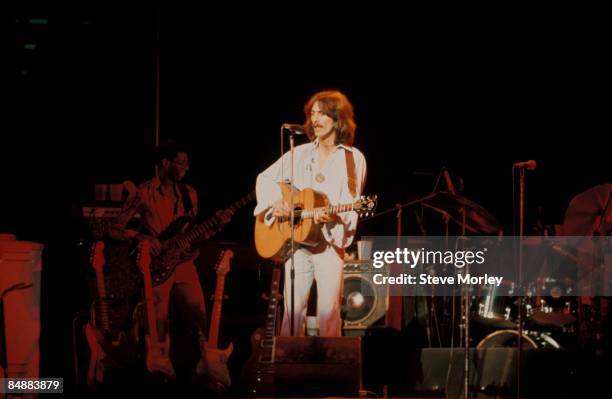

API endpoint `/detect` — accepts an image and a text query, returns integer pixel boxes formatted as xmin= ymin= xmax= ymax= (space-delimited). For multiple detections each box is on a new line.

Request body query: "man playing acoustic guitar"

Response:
xmin=254 ymin=90 xmax=367 ymax=337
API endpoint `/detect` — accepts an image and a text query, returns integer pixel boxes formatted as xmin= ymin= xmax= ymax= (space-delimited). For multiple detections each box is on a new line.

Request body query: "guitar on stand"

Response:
xmin=240 ymin=265 xmax=282 ymax=395
xmin=137 ymin=240 xmax=175 ymax=381
xmin=196 ymin=249 xmax=234 ymax=392
xmin=84 ymin=241 xmax=132 ymax=389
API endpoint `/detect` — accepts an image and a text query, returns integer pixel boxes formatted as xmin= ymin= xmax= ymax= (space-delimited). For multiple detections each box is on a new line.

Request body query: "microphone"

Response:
xmin=282 ymin=123 xmax=306 ymax=135
xmin=513 ymin=160 xmax=537 ymax=170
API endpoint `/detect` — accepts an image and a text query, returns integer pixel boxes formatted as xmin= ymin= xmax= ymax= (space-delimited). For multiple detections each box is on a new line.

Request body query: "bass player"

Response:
xmin=108 ymin=141 xmax=232 ymax=389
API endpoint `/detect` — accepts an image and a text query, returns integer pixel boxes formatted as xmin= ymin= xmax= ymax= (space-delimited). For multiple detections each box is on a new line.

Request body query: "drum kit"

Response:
xmin=394 ymin=182 xmax=612 ymax=351
xmin=360 ymin=172 xmax=609 ymax=398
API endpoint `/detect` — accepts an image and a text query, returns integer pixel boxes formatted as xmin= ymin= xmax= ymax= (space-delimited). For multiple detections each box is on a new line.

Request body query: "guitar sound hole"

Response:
xmin=292 ymin=207 xmax=302 ymax=225
xmin=279 ymin=207 xmax=302 ymax=225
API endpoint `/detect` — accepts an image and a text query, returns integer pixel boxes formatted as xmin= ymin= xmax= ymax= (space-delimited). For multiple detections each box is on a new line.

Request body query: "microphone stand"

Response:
xmin=279 ymin=123 xmax=298 ymax=337
xmin=288 ymin=130 xmax=297 ymax=336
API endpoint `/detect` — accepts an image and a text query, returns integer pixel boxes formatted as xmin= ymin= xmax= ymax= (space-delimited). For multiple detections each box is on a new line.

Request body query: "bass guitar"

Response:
xmin=146 ymin=192 xmax=254 ymax=286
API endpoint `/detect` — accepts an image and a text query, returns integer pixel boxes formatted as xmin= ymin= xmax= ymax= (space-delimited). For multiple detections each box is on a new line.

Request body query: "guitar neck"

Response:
xmin=174 ymin=192 xmax=254 ymax=247
xmin=93 ymin=268 xmax=111 ymax=331
xmin=141 ymin=260 xmax=159 ymax=343
xmin=299 ymin=202 xmax=356 ymax=220
xmin=208 ymin=275 xmax=226 ymax=349
xmin=262 ymin=267 xmax=281 ymax=348
xmin=90 ymin=242 xmax=111 ymax=331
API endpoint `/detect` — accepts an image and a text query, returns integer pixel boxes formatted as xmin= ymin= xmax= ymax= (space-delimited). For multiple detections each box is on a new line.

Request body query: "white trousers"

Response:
xmin=280 ymin=245 xmax=344 ymax=337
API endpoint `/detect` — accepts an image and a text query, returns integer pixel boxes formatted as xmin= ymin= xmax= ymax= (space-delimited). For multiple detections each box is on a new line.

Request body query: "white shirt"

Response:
xmin=254 ymin=139 xmax=367 ymax=249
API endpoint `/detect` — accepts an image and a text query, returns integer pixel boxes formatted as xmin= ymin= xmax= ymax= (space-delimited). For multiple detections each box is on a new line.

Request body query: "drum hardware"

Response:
xmin=512 ymin=160 xmax=540 ymax=398
xmin=472 ymin=279 xmax=519 ymax=330
xmin=408 ymin=184 xmax=501 ymax=399
xmin=478 ymin=301 xmax=511 ymax=322
xmin=358 ymin=171 xmax=610 ymax=399
xmin=477 ymin=329 xmax=562 ymax=350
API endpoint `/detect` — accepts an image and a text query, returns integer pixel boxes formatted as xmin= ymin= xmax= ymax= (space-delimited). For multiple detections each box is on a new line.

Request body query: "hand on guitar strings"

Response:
xmin=272 ymin=199 xmax=291 ymax=218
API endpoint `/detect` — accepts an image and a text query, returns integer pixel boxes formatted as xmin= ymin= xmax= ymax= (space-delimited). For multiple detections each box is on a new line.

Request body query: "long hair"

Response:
xmin=303 ymin=90 xmax=357 ymax=146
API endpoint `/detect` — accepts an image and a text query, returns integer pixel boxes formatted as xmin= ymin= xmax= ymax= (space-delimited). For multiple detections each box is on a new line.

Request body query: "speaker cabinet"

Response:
xmin=342 ymin=261 xmax=388 ymax=332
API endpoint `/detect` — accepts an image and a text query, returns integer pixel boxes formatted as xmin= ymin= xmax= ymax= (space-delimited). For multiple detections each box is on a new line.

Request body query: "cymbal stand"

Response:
xmin=459 ymin=209 xmax=470 ymax=399
xmin=421 ymin=203 xmax=451 ymax=347
xmin=516 ymin=167 xmax=526 ymax=399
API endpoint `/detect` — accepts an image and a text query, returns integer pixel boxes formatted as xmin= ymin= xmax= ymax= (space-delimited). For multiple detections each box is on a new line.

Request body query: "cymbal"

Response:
xmin=562 ymin=183 xmax=612 ymax=236
xmin=423 ymin=191 xmax=500 ymax=234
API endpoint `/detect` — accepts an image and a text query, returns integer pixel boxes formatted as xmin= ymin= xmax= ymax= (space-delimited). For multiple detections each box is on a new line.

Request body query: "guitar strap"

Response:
xmin=178 ymin=182 xmax=194 ymax=216
xmin=344 ymin=149 xmax=357 ymax=197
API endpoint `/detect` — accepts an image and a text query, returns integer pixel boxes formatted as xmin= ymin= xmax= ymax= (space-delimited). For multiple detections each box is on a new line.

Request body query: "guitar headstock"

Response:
xmin=215 ymin=249 xmax=234 ymax=277
xmin=137 ymin=240 xmax=152 ymax=273
xmin=90 ymin=241 xmax=106 ymax=272
xmin=354 ymin=194 xmax=378 ymax=218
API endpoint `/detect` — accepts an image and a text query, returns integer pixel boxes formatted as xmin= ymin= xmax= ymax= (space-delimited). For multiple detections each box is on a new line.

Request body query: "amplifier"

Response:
xmin=82 ymin=206 xmax=123 ymax=219
xmin=343 ymin=261 xmax=389 ymax=332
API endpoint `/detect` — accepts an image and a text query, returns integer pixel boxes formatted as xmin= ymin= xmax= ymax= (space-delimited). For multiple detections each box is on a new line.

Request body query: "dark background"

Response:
xmin=6 ymin=7 xmax=610 ymax=393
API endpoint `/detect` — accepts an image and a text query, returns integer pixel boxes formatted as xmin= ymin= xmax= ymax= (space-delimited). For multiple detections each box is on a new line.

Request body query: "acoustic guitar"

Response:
xmin=254 ymin=182 xmax=377 ymax=261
